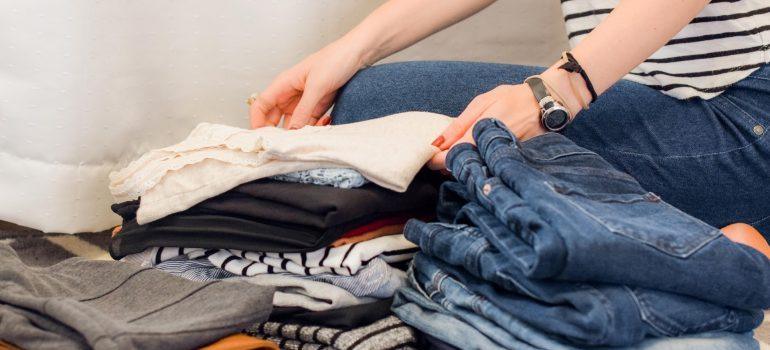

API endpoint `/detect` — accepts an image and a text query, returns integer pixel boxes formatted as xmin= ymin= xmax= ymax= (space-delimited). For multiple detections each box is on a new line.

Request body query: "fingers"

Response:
xmin=266 ymin=108 xmax=282 ymax=127
xmin=315 ymin=115 xmax=332 ymax=126
xmin=428 ymin=94 xmax=493 ymax=170
xmin=428 ymin=116 xmax=478 ymax=170
xmin=434 ymin=95 xmax=492 ymax=150
xmin=454 ymin=125 xmax=476 ymax=146
xmin=286 ymin=79 xmax=326 ymax=130
xmin=250 ymin=75 xmax=292 ymax=128
xmin=313 ymin=91 xmax=337 ymax=118
xmin=250 ymin=91 xmax=279 ymax=128
xmin=427 ymin=150 xmax=448 ymax=170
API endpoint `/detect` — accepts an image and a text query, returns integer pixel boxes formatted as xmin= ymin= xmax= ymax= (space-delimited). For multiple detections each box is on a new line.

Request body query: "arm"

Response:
xmin=431 ymin=0 xmax=711 ymax=168
xmin=541 ymin=0 xmax=711 ymax=116
xmin=345 ymin=0 xmax=496 ymax=66
xmin=250 ymin=0 xmax=495 ymax=129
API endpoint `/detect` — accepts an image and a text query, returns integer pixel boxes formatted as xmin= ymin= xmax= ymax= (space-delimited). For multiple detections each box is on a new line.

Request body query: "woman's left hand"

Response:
xmin=427 ymin=83 xmax=547 ymax=170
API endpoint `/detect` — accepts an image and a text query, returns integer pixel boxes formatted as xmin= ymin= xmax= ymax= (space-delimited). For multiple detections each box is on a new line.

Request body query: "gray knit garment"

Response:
xmin=247 ymin=315 xmax=417 ymax=350
xmin=0 ymin=243 xmax=274 ymax=350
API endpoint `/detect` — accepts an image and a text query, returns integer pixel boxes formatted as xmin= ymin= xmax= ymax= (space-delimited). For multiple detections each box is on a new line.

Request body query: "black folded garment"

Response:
xmin=110 ymin=174 xmax=438 ymax=259
xmin=269 ymin=298 xmax=394 ymax=329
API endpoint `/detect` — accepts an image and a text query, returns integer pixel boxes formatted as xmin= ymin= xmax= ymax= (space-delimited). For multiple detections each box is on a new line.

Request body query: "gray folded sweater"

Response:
xmin=0 ymin=243 xmax=274 ymax=350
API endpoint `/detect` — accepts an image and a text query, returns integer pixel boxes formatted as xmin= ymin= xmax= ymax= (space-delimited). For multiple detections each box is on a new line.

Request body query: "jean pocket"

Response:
xmin=712 ymin=94 xmax=767 ymax=144
xmin=629 ymin=287 xmax=742 ymax=337
xmin=552 ymin=183 xmax=721 ymax=258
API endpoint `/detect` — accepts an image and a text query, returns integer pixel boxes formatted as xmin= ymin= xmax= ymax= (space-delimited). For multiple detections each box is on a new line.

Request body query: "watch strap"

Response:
xmin=525 ymin=75 xmax=572 ymax=132
xmin=524 ymin=76 xmax=549 ymax=103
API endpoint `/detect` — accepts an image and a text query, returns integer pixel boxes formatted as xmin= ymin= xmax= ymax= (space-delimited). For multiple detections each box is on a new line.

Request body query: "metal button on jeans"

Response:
xmin=753 ymin=125 xmax=765 ymax=136
xmin=482 ymin=183 xmax=492 ymax=195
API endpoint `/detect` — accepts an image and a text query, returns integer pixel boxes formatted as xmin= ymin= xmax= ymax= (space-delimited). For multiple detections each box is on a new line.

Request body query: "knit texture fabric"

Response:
xmin=247 ymin=316 xmax=418 ymax=350
xmin=270 ymin=168 xmax=369 ymax=189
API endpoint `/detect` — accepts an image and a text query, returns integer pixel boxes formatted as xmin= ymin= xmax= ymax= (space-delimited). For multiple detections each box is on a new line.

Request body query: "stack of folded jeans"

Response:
xmin=393 ymin=119 xmax=770 ymax=349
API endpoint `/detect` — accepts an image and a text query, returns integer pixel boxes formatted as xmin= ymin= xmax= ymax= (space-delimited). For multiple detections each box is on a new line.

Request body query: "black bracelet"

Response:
xmin=558 ymin=51 xmax=598 ymax=103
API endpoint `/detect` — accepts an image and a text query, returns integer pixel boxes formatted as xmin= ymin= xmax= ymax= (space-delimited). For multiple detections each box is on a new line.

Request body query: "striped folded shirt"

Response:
xmin=247 ymin=316 xmax=419 ymax=350
xmin=122 ymin=234 xmax=418 ymax=277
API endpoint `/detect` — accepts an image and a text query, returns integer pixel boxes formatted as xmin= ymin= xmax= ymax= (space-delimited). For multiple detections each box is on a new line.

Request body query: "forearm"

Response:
xmin=542 ymin=0 xmax=709 ymax=116
xmin=341 ymin=0 xmax=496 ymax=66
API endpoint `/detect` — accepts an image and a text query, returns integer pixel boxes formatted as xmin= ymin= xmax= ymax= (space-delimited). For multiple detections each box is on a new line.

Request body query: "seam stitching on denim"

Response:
xmin=719 ymin=93 xmax=764 ymax=127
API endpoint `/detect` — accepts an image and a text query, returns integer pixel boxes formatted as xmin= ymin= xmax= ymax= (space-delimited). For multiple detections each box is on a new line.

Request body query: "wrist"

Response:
xmin=540 ymin=65 xmax=592 ymax=118
xmin=338 ymin=29 xmax=382 ymax=69
xmin=519 ymin=84 xmax=549 ymax=139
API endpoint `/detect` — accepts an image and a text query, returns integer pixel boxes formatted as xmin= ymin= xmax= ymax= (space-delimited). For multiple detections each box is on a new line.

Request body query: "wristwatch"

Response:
xmin=524 ymin=76 xmax=571 ymax=132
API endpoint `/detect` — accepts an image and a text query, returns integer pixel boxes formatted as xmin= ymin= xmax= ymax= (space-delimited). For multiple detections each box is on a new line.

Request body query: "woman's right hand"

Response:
xmin=249 ymin=39 xmax=368 ymax=130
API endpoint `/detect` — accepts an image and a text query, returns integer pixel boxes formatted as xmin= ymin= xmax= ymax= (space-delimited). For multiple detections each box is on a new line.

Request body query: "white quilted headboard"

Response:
xmin=0 ymin=0 xmax=567 ymax=233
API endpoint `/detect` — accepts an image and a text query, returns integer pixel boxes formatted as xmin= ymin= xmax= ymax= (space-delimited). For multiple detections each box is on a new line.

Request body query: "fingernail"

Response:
xmin=431 ymin=136 xmax=445 ymax=147
xmin=319 ymin=116 xmax=331 ymax=125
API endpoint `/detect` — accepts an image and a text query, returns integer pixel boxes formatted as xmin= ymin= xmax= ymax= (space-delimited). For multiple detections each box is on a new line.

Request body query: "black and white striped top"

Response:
xmin=560 ymin=0 xmax=770 ymax=99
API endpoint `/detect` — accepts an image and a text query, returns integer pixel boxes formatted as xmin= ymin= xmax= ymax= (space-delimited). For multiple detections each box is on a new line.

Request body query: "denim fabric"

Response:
xmin=270 ymin=168 xmax=369 ymax=189
xmin=440 ymin=119 xmax=770 ymax=310
xmin=394 ymin=260 xmax=759 ymax=350
xmin=405 ymin=220 xmax=761 ymax=346
xmin=410 ymin=255 xmax=580 ymax=349
xmin=331 ymin=61 xmax=770 ymax=236
xmin=392 ymin=271 xmax=542 ymax=350
xmin=392 ymin=296 xmax=507 ymax=350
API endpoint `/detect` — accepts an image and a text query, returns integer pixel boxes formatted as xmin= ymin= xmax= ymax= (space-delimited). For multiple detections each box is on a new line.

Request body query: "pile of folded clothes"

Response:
xmin=394 ymin=119 xmax=770 ymax=349
xmin=97 ymin=111 xmax=769 ymax=350
xmin=112 ymin=171 xmax=436 ymax=300
xmin=106 ymin=111 xmax=451 ymax=349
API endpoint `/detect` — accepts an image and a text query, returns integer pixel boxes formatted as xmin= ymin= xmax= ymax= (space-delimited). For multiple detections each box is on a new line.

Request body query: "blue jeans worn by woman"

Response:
xmin=331 ymin=61 xmax=770 ymax=237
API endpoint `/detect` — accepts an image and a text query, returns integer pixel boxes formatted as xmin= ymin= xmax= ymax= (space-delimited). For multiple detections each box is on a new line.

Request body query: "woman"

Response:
xmin=249 ymin=0 xmax=770 ymax=248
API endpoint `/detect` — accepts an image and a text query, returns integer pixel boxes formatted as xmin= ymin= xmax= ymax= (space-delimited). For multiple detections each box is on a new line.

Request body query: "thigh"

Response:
xmin=331 ymin=61 xmax=544 ymax=124
xmin=563 ymin=66 xmax=770 ymax=234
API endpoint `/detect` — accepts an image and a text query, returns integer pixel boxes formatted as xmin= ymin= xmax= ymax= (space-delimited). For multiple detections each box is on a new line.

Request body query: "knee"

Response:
xmin=721 ymin=223 xmax=770 ymax=258
xmin=332 ymin=62 xmax=431 ymax=124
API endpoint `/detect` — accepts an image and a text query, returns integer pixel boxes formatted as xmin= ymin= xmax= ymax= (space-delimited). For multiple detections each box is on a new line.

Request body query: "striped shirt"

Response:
xmin=560 ymin=0 xmax=770 ymax=99
xmin=249 ymin=316 xmax=419 ymax=350
xmin=122 ymin=234 xmax=418 ymax=276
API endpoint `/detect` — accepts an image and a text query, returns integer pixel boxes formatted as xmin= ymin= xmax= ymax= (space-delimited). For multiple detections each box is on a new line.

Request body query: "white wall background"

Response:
xmin=0 ymin=0 xmax=567 ymax=233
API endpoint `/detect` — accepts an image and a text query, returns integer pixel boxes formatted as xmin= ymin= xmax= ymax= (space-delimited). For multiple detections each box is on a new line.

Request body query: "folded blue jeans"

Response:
xmin=393 ymin=261 xmax=760 ymax=350
xmin=404 ymin=217 xmax=762 ymax=346
xmin=441 ymin=118 xmax=770 ymax=310
xmin=394 ymin=262 xmax=569 ymax=350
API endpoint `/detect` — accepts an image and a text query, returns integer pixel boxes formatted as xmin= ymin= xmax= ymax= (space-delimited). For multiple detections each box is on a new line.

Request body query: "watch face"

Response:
xmin=545 ymin=109 xmax=570 ymax=131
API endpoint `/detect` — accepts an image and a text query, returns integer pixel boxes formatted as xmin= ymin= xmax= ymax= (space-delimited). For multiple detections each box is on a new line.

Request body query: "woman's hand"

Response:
xmin=427 ymin=83 xmax=547 ymax=170
xmin=249 ymin=0 xmax=497 ymax=130
xmin=249 ymin=39 xmax=367 ymax=130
